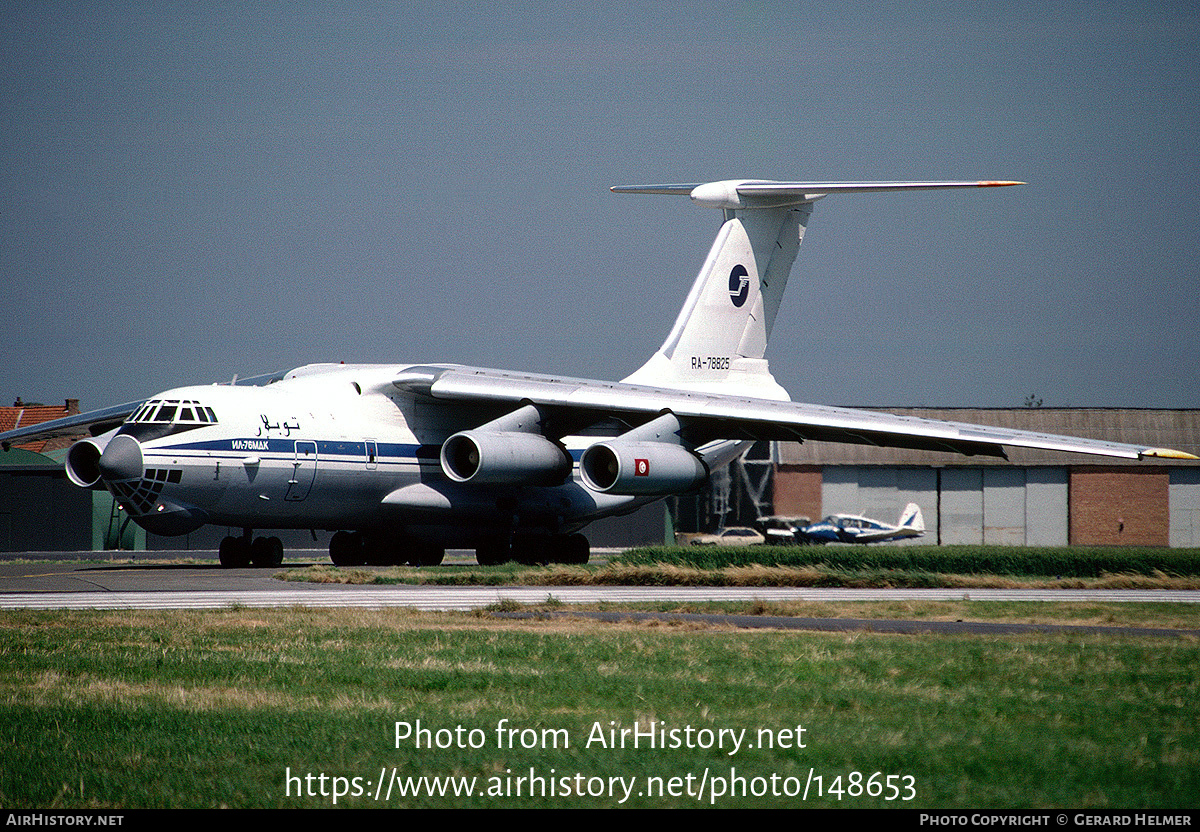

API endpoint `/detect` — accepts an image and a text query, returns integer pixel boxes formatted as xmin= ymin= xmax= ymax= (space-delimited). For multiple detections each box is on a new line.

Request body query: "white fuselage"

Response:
xmin=105 ymin=363 xmax=746 ymax=546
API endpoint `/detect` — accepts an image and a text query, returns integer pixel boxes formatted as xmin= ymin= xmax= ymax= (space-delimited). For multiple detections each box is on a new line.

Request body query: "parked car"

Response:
xmin=689 ymin=527 xmax=766 ymax=546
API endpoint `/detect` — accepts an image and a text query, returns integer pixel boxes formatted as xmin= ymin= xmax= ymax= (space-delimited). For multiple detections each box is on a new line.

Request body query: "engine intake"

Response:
xmin=65 ymin=430 xmax=118 ymax=489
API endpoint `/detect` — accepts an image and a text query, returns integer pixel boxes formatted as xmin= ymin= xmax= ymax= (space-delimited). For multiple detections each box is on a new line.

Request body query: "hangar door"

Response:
xmin=1170 ymin=468 xmax=1200 ymax=547
xmin=940 ymin=467 xmax=1067 ymax=546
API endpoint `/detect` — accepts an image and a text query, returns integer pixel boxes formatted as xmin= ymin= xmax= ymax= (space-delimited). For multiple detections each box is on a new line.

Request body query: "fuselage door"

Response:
xmin=365 ymin=440 xmax=378 ymax=471
xmin=285 ymin=440 xmax=318 ymax=501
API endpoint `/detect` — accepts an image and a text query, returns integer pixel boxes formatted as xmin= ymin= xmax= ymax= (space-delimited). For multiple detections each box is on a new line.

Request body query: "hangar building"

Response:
xmin=769 ymin=408 xmax=1200 ymax=547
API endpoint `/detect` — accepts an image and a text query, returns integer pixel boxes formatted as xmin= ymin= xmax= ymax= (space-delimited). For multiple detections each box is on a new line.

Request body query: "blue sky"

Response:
xmin=3 ymin=2 xmax=1198 ymax=409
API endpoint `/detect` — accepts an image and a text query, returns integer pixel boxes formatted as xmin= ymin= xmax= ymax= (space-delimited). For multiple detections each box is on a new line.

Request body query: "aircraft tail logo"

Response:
xmin=728 ymin=264 xmax=750 ymax=307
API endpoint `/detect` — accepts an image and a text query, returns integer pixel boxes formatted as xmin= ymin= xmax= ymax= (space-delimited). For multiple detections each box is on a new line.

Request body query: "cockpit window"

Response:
xmin=117 ymin=398 xmax=218 ymax=441
xmin=126 ymin=399 xmax=218 ymax=425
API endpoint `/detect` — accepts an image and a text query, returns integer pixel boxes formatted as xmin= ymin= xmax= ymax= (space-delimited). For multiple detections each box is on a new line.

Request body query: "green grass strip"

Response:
xmin=615 ymin=545 xmax=1200 ymax=577
xmin=0 ymin=607 xmax=1197 ymax=809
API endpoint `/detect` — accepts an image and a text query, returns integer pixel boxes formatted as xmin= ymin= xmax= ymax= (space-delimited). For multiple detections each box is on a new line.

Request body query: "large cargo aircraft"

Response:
xmin=3 ymin=179 xmax=1193 ymax=567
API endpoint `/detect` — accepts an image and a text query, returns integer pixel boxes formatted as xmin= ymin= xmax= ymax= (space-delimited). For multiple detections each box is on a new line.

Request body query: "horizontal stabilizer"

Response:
xmin=613 ymin=179 xmax=1024 ymax=209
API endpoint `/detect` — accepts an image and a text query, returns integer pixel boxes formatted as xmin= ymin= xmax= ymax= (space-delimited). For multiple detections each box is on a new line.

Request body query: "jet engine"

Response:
xmin=579 ymin=439 xmax=707 ymax=495
xmin=579 ymin=412 xmax=708 ymax=495
xmin=440 ymin=403 xmax=572 ymax=486
xmin=440 ymin=430 xmax=572 ymax=486
xmin=64 ymin=429 xmax=118 ymax=489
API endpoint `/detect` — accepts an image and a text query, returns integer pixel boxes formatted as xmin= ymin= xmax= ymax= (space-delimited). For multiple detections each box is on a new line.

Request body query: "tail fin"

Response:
xmin=616 ymin=179 xmax=1022 ymax=399
xmin=899 ymin=502 xmax=925 ymax=532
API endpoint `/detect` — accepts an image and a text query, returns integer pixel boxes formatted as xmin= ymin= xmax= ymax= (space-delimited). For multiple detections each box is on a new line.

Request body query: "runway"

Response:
xmin=0 ymin=552 xmax=1197 ymax=612
xmin=3 ymin=586 xmax=1200 ymax=612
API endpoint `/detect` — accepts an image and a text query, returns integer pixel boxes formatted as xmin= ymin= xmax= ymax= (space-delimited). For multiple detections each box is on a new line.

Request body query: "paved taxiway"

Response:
xmin=1 ymin=552 xmax=1198 ymax=622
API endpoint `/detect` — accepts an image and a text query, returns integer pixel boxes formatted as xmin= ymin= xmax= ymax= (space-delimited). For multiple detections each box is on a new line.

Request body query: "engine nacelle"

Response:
xmin=64 ymin=429 xmax=118 ymax=489
xmin=580 ymin=440 xmax=708 ymax=495
xmin=440 ymin=430 xmax=572 ymax=486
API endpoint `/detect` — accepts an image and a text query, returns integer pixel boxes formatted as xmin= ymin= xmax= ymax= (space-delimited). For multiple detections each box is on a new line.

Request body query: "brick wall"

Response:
xmin=1069 ymin=468 xmax=1169 ymax=546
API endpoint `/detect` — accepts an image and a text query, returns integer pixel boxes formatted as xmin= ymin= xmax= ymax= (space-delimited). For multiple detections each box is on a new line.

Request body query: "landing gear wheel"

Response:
xmin=511 ymin=535 xmax=549 ymax=566
xmin=219 ymin=535 xmax=251 ymax=568
xmin=563 ymin=533 xmax=590 ymax=565
xmin=251 ymin=536 xmax=284 ymax=567
xmin=475 ymin=540 xmax=508 ymax=566
xmin=414 ymin=543 xmax=445 ymax=566
xmin=329 ymin=530 xmax=364 ymax=566
xmin=362 ymin=534 xmax=393 ymax=566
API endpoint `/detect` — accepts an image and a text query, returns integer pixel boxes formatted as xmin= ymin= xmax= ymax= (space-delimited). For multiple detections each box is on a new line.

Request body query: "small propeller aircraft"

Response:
xmin=793 ymin=503 xmax=926 ymax=545
xmin=3 ymin=178 xmax=1194 ymax=567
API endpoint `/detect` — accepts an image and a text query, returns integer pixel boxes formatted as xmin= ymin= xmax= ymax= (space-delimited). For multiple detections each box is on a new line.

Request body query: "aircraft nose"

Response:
xmin=97 ymin=434 xmax=144 ymax=482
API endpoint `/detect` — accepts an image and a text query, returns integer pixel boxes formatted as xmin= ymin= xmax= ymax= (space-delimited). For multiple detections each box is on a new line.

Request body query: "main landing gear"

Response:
xmin=475 ymin=533 xmax=589 ymax=566
xmin=328 ymin=530 xmax=445 ymax=567
xmin=218 ymin=531 xmax=284 ymax=568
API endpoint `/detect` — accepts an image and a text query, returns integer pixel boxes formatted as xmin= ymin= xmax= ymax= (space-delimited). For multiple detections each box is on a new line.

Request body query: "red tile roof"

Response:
xmin=0 ymin=399 xmax=81 ymax=453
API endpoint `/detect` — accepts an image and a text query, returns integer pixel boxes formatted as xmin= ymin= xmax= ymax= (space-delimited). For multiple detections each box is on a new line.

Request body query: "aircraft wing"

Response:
xmin=395 ymin=365 xmax=1197 ymax=461
xmin=0 ymin=401 xmax=143 ymax=449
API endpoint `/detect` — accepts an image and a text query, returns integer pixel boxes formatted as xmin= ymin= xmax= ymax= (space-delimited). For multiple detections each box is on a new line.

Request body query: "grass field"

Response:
xmin=1 ymin=603 xmax=1197 ymax=809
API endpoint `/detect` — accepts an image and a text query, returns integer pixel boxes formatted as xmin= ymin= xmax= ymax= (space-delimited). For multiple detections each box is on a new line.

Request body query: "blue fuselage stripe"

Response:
xmin=159 ymin=438 xmax=441 ymax=460
xmin=156 ymin=438 xmax=584 ymax=464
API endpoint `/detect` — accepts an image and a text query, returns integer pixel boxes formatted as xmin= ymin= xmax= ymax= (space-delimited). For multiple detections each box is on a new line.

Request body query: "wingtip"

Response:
xmin=1141 ymin=447 xmax=1200 ymax=460
xmin=978 ymin=180 xmax=1026 ymax=187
